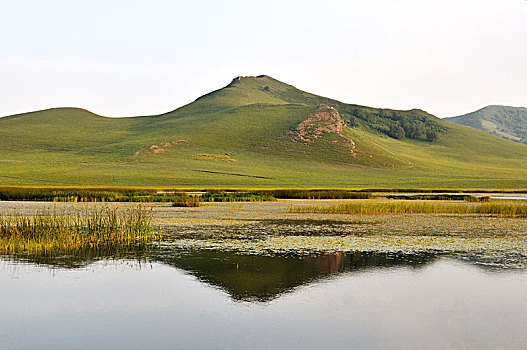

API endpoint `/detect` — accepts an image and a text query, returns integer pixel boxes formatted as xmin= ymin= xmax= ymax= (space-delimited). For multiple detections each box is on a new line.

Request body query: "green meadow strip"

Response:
xmin=291 ymin=200 xmax=527 ymax=218
xmin=0 ymin=206 xmax=160 ymax=255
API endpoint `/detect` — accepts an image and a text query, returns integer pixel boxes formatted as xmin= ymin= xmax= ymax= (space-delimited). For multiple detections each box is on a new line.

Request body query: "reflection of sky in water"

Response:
xmin=1 ymin=256 xmax=526 ymax=350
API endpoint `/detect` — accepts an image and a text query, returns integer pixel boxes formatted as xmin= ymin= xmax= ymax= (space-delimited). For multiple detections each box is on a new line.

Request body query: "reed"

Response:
xmin=172 ymin=195 xmax=201 ymax=207
xmin=265 ymin=189 xmax=371 ymax=200
xmin=291 ymin=200 xmax=527 ymax=217
xmin=201 ymin=191 xmax=275 ymax=202
xmin=385 ymin=194 xmax=489 ymax=201
xmin=0 ymin=187 xmax=191 ymax=203
xmin=0 ymin=206 xmax=160 ymax=255
xmin=198 ymin=189 xmax=371 ymax=201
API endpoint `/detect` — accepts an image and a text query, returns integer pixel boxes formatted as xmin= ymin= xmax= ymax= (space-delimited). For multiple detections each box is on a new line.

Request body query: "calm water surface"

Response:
xmin=489 ymin=195 xmax=527 ymax=200
xmin=1 ymin=201 xmax=526 ymax=349
xmin=1 ymin=249 xmax=526 ymax=350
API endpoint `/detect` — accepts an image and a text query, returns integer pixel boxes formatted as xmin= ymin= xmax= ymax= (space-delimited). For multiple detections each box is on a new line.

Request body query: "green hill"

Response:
xmin=445 ymin=105 xmax=527 ymax=145
xmin=1 ymin=76 xmax=527 ymax=189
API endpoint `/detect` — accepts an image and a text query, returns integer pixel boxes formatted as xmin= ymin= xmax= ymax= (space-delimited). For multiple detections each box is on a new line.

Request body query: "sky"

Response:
xmin=0 ymin=0 xmax=526 ymax=118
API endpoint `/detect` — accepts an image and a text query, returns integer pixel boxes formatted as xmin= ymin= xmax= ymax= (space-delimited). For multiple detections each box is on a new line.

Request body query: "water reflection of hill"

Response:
xmin=5 ymin=246 xmax=523 ymax=301
xmin=151 ymin=249 xmax=442 ymax=301
xmin=2 ymin=246 xmax=442 ymax=301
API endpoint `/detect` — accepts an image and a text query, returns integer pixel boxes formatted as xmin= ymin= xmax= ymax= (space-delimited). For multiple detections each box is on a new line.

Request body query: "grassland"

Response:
xmin=2 ymin=76 xmax=527 ymax=188
xmin=193 ymin=154 xmax=237 ymax=162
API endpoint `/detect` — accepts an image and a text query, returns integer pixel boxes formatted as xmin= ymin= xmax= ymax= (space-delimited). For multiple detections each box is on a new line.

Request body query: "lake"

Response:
xmin=1 ymin=201 xmax=526 ymax=349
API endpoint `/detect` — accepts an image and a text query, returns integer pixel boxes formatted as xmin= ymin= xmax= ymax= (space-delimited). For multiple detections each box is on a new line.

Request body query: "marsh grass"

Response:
xmin=385 ymin=194 xmax=489 ymax=201
xmin=0 ymin=206 xmax=160 ymax=255
xmin=0 ymin=187 xmax=192 ymax=203
xmin=198 ymin=189 xmax=371 ymax=202
xmin=201 ymin=191 xmax=275 ymax=202
xmin=263 ymin=190 xmax=371 ymax=200
xmin=172 ymin=195 xmax=200 ymax=207
xmin=0 ymin=188 xmax=369 ymax=203
xmin=291 ymin=200 xmax=527 ymax=217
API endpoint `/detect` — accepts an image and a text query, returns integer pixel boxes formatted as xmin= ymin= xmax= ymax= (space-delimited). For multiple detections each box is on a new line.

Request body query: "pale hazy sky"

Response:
xmin=1 ymin=0 xmax=526 ymax=118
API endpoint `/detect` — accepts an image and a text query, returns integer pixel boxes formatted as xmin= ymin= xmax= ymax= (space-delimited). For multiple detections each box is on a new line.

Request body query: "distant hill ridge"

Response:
xmin=1 ymin=75 xmax=527 ymax=188
xmin=445 ymin=105 xmax=527 ymax=145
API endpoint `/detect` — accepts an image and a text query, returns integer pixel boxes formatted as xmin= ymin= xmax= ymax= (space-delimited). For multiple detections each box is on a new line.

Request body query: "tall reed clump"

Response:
xmin=0 ymin=206 xmax=160 ymax=255
xmin=201 ymin=191 xmax=275 ymax=202
xmin=473 ymin=201 xmax=527 ymax=217
xmin=291 ymin=200 xmax=527 ymax=218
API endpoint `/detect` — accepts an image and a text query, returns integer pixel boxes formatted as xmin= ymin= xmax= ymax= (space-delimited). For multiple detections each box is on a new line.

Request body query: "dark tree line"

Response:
xmin=341 ymin=106 xmax=444 ymax=142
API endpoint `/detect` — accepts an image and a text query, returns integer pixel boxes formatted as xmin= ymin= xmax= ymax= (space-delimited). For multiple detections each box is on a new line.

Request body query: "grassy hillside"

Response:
xmin=445 ymin=105 xmax=527 ymax=144
xmin=1 ymin=76 xmax=527 ymax=189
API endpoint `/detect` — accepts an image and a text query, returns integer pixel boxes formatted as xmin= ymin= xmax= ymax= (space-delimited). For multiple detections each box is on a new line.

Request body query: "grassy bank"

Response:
xmin=0 ymin=206 xmax=160 ymax=255
xmin=291 ymin=200 xmax=527 ymax=217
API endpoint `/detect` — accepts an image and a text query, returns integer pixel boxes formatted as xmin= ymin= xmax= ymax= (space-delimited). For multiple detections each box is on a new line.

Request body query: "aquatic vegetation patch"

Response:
xmin=385 ymin=194 xmax=489 ymax=201
xmin=201 ymin=191 xmax=275 ymax=202
xmin=172 ymin=195 xmax=200 ymax=207
xmin=255 ymin=218 xmax=370 ymax=226
xmin=291 ymin=200 xmax=527 ymax=217
xmin=168 ymin=234 xmax=526 ymax=259
xmin=263 ymin=189 xmax=372 ymax=199
xmin=0 ymin=206 xmax=160 ymax=255
xmin=0 ymin=187 xmax=191 ymax=203
xmin=2 ymin=201 xmax=526 ymax=269
xmin=151 ymin=201 xmax=527 ymax=268
xmin=198 ymin=189 xmax=372 ymax=202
